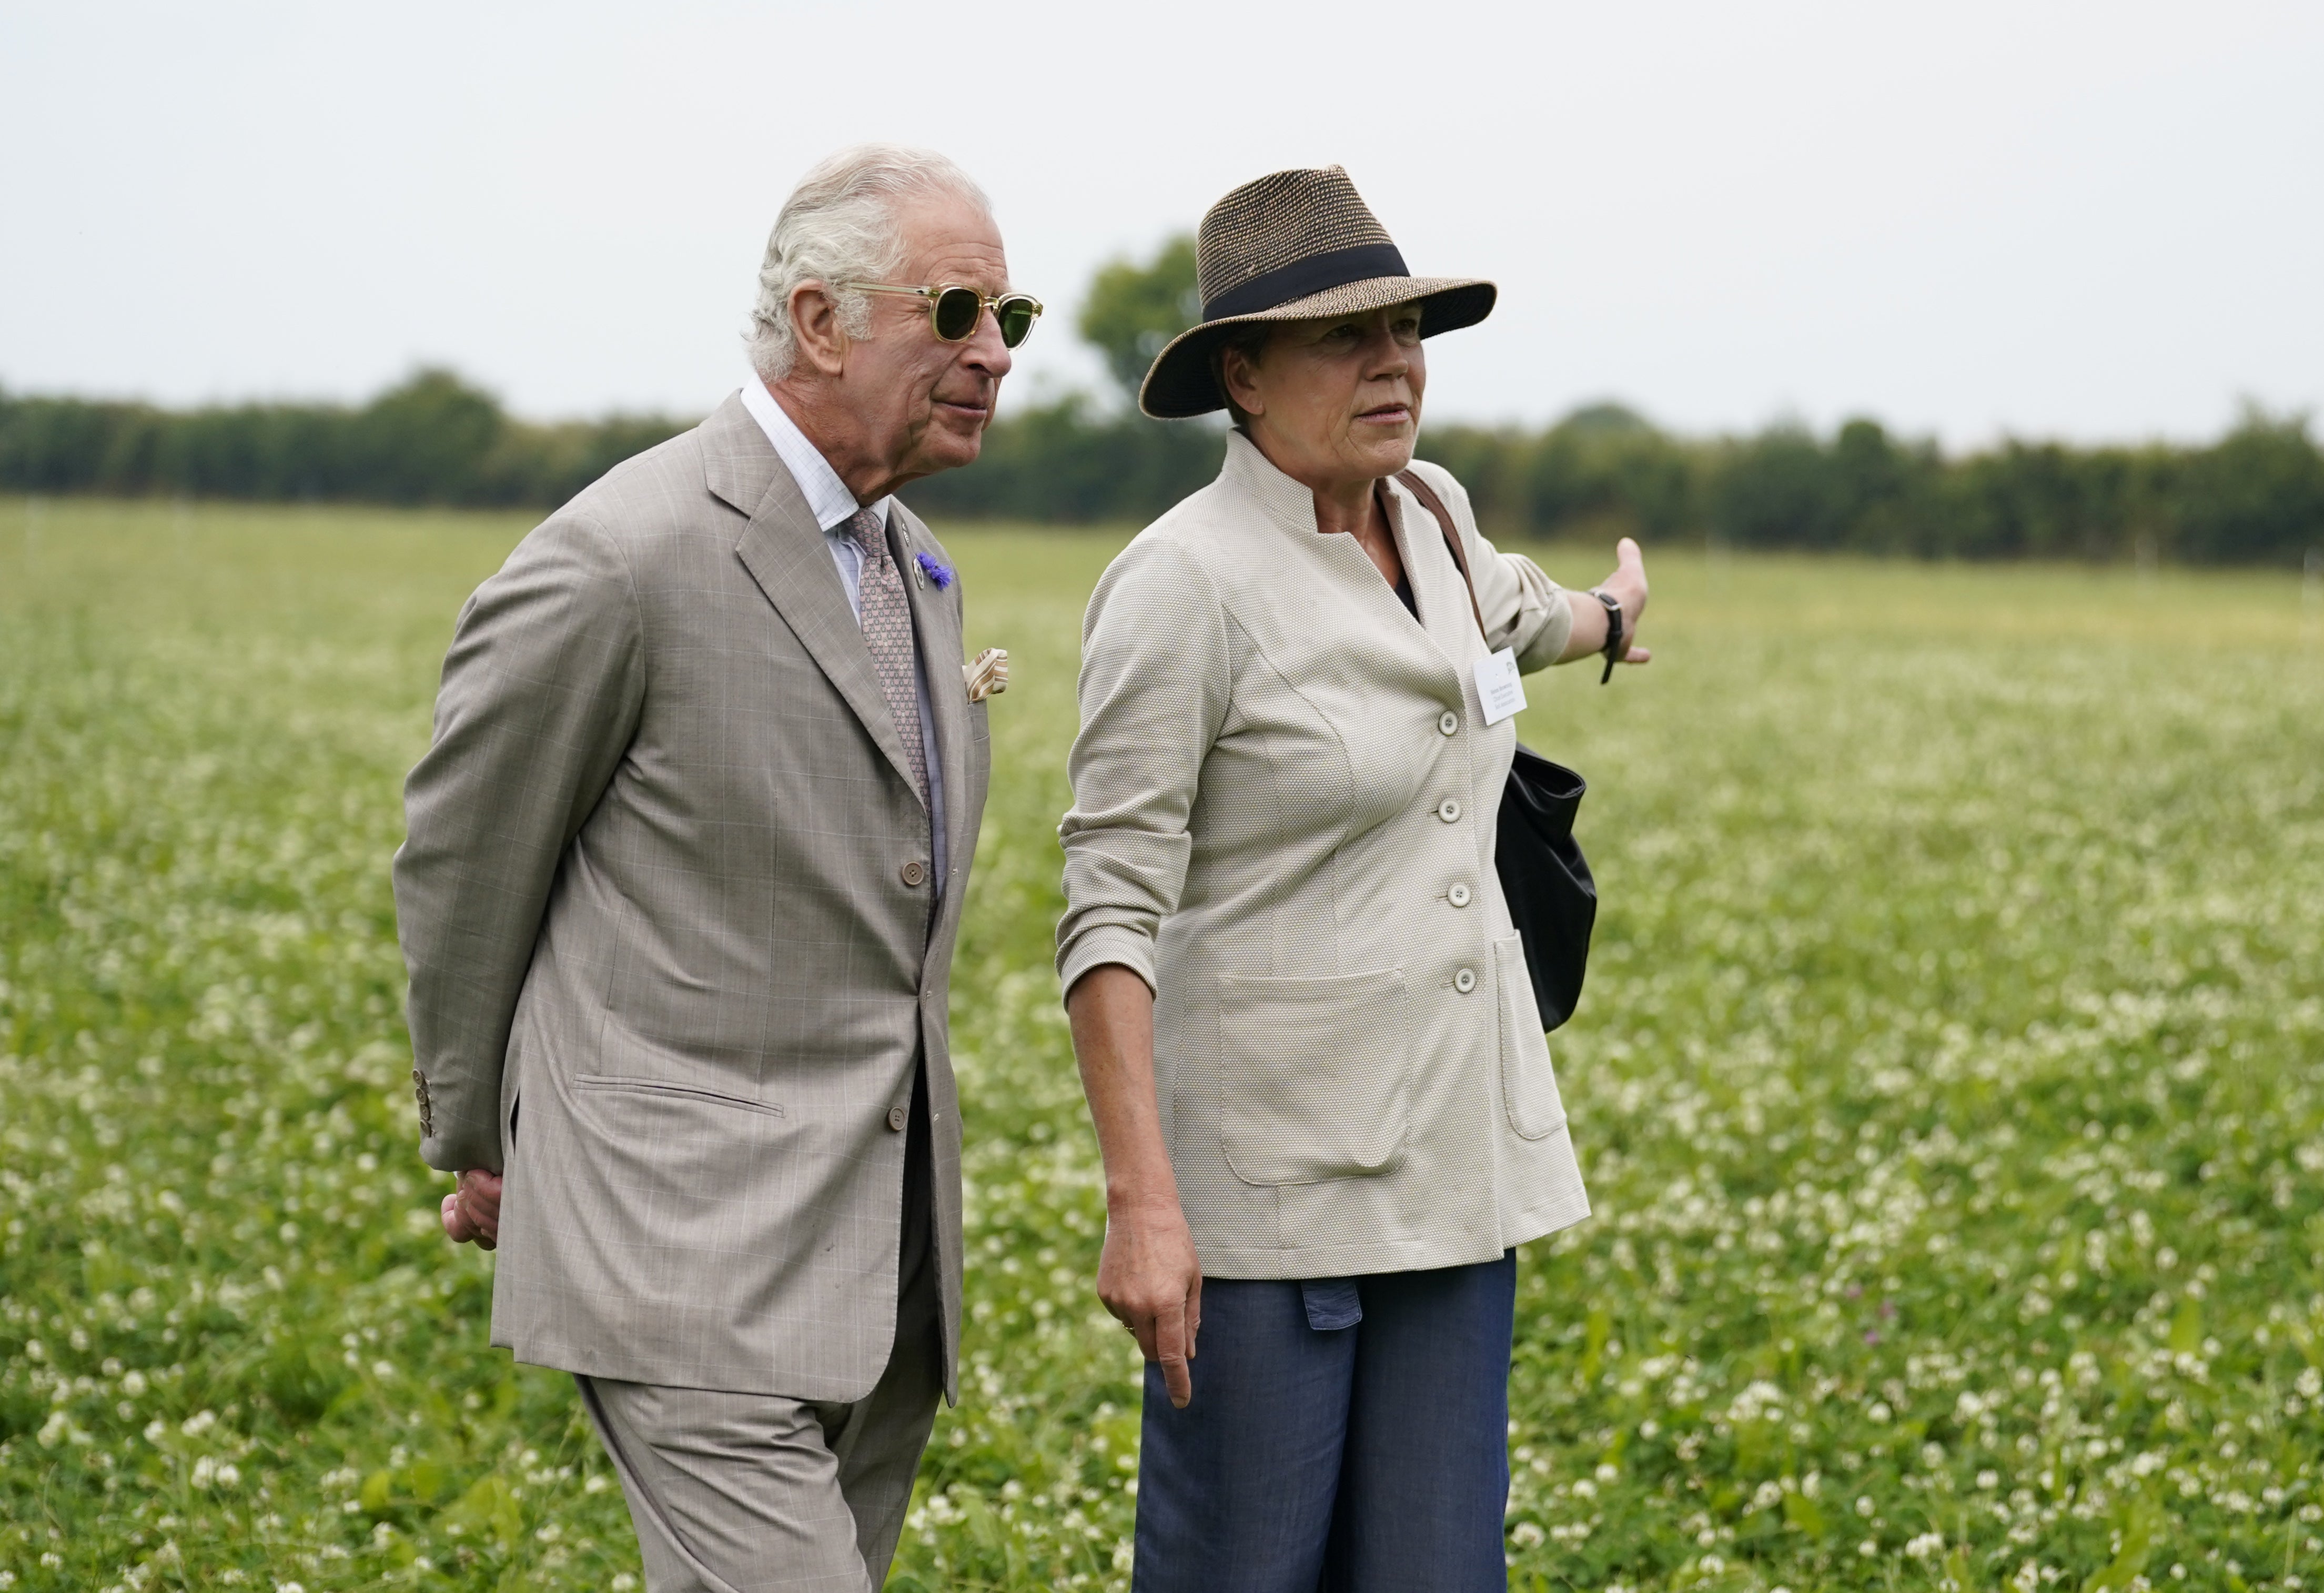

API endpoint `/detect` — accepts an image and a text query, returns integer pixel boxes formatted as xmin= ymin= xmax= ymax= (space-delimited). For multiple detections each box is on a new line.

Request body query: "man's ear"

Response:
xmin=790 ymin=283 xmax=851 ymax=378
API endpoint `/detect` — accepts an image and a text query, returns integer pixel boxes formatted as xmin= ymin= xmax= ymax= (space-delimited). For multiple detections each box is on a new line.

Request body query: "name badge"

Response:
xmin=1474 ymin=647 xmax=1527 ymax=727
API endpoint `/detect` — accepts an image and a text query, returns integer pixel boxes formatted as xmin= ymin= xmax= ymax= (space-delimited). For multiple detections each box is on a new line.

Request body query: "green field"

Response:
xmin=2 ymin=495 xmax=2321 ymax=1592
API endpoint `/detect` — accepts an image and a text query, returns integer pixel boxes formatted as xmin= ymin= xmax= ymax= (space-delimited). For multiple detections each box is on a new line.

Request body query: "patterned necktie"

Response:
xmin=843 ymin=505 xmax=929 ymax=808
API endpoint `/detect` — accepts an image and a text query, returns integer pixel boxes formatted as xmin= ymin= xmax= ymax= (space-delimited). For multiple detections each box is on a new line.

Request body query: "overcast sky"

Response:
xmin=3 ymin=0 xmax=2318 ymax=447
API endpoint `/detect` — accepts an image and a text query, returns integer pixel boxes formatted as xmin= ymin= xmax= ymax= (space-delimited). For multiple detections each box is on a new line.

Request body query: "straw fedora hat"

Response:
xmin=1138 ymin=165 xmax=1496 ymax=420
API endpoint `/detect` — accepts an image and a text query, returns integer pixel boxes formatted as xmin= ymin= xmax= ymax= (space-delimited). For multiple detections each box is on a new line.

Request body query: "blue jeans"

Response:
xmin=1131 ymin=1251 xmax=1517 ymax=1593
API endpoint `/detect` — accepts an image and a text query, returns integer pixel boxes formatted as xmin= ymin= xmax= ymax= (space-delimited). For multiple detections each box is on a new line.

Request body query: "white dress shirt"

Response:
xmin=739 ymin=378 xmax=946 ymax=893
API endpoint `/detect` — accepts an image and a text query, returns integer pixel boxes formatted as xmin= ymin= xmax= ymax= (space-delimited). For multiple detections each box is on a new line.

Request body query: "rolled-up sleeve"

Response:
xmin=1055 ymin=537 xmax=1231 ymax=997
xmin=1409 ymin=461 xmax=1574 ymax=672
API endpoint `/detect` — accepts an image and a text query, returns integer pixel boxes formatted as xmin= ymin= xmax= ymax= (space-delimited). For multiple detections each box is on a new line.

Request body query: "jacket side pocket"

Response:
xmin=1494 ymin=934 xmax=1568 ymax=1141
xmin=1219 ymin=966 xmax=1411 ymax=1185
xmin=572 ymin=1074 xmax=787 ymax=1118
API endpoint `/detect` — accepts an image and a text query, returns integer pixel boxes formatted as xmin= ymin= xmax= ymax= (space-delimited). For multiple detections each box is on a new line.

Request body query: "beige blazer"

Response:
xmin=395 ymin=394 xmax=988 ymax=1403
xmin=1057 ymin=433 xmax=1590 ymax=1279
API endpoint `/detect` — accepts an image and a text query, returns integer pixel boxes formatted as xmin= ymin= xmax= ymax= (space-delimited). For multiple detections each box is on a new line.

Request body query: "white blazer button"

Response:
xmin=887 ymin=1104 xmax=908 ymax=1131
xmin=1438 ymin=798 xmax=1462 ymax=823
xmin=901 ymin=860 xmax=926 ymax=887
xmin=1449 ymin=882 xmax=1472 ymax=908
xmin=1438 ymin=710 xmax=1459 ymax=737
xmin=1453 ymin=967 xmax=1478 ymax=994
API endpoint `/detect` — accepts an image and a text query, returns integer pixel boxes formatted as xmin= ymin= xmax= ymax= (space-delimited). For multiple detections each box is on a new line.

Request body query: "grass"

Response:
xmin=1 ymin=494 xmax=2321 ymax=1592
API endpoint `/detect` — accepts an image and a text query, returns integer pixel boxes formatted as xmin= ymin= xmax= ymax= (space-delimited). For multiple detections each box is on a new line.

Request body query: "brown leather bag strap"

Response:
xmin=1395 ymin=468 xmax=1488 ymax=640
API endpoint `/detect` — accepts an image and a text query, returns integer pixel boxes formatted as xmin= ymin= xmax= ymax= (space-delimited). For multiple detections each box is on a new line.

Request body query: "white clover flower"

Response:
xmin=1905 ymin=1531 xmax=1946 ymax=1559
xmin=1510 ymin=1521 xmax=1545 ymax=1548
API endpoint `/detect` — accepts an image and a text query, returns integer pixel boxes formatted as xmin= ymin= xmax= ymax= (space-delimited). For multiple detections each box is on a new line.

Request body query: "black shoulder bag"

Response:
xmin=1396 ymin=470 xmax=1599 ymax=1031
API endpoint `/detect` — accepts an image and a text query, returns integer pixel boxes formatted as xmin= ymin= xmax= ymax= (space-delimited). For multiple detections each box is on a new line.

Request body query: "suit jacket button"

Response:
xmin=887 ymin=1104 xmax=909 ymax=1132
xmin=901 ymin=860 xmax=926 ymax=887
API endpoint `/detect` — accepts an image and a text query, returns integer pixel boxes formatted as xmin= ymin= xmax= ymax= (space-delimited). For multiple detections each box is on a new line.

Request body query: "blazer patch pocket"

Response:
xmin=1218 ymin=967 xmax=1411 ymax=1185
xmin=1494 ymin=934 xmax=1568 ymax=1140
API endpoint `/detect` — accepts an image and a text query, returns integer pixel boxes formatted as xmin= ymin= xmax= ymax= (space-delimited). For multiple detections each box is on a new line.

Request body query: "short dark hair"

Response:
xmin=1208 ymin=322 xmax=1276 ymax=432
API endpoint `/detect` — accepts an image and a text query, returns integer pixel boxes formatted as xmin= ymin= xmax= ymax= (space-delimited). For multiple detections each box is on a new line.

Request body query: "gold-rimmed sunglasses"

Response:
xmin=842 ymin=283 xmax=1044 ymax=348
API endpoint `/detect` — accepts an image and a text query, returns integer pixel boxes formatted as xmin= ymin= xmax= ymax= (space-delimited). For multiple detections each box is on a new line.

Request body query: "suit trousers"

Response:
xmin=579 ymin=1064 xmax=942 ymax=1593
xmin=1130 ymin=1250 xmax=1517 ymax=1593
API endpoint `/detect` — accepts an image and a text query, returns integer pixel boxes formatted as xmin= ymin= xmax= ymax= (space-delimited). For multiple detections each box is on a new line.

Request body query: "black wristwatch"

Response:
xmin=1590 ymin=589 xmax=1624 ymax=684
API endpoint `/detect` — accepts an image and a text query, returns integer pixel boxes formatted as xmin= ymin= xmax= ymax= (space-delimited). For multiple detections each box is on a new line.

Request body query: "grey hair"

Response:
xmin=744 ymin=144 xmax=993 ymax=381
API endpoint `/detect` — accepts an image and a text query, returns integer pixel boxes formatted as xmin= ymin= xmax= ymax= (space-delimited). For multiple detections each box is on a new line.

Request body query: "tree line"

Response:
xmin=0 ymin=369 xmax=686 ymax=513
xmin=5 ymin=232 xmax=2318 ymax=564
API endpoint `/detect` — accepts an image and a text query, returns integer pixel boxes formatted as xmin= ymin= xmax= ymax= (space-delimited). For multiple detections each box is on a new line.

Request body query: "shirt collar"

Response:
xmin=737 ymin=376 xmax=894 ymax=535
xmin=1221 ymin=428 xmax=1333 ymax=536
xmin=1220 ymin=428 xmax=1431 ymax=572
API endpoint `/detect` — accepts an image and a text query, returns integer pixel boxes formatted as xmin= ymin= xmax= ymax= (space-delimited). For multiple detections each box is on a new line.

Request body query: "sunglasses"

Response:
xmin=842 ymin=282 xmax=1044 ymax=349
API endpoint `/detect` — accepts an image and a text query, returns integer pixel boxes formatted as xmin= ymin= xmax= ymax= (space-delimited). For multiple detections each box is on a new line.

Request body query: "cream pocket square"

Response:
xmin=964 ymin=647 xmax=1009 ymax=703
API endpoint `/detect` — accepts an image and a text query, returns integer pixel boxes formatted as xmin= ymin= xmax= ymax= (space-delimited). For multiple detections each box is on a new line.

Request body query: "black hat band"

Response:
xmin=1201 ymin=242 xmax=1410 ymax=321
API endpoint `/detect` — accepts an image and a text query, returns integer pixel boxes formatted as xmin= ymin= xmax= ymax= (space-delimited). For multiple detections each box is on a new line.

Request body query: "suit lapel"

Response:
xmin=711 ymin=398 xmax=923 ymax=798
xmin=892 ymin=504 xmax=970 ymax=882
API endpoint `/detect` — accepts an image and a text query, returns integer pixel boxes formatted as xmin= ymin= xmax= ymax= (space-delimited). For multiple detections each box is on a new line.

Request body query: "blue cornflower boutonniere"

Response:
xmin=914 ymin=550 xmax=954 ymax=590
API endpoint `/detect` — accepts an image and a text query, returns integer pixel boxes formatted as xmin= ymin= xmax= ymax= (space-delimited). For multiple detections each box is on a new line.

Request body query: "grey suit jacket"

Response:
xmin=393 ymin=393 xmax=989 ymax=1403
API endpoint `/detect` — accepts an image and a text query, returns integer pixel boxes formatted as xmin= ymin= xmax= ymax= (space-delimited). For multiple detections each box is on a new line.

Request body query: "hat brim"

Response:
xmin=1137 ymin=276 xmax=1496 ymax=420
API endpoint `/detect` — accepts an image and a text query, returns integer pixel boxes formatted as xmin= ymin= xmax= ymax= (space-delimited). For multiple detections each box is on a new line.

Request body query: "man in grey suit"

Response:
xmin=393 ymin=144 xmax=1032 ymax=1591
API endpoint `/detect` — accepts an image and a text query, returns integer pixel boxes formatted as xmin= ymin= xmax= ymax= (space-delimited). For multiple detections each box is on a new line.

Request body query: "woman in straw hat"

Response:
xmin=1057 ymin=165 xmax=1652 ymax=1588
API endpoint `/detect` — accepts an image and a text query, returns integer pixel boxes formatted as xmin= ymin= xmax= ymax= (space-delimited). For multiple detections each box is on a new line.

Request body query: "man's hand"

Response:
xmin=441 ymin=1169 xmax=503 ymax=1250
xmin=1097 ymin=1201 xmax=1204 ymax=1409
